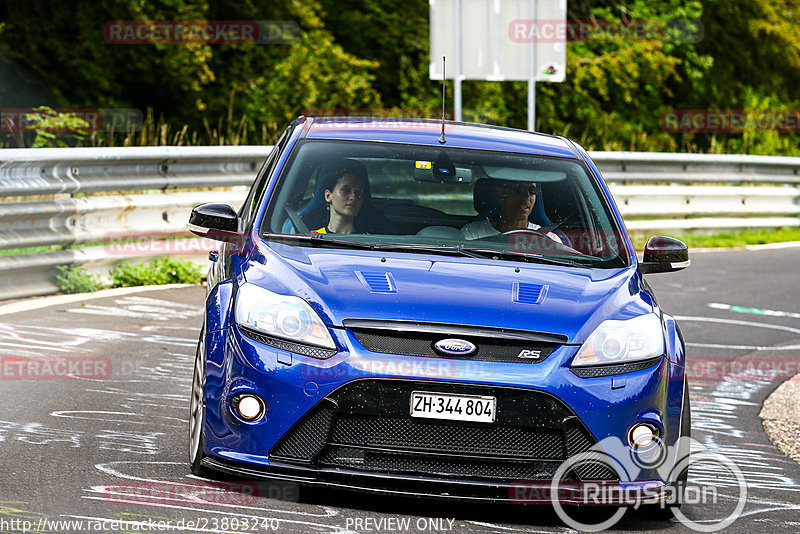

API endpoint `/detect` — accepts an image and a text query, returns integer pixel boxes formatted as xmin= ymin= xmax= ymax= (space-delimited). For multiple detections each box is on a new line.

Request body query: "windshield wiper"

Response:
xmin=366 ymin=244 xmax=489 ymax=258
xmin=264 ymin=233 xmax=380 ymax=250
xmin=460 ymin=247 xmax=588 ymax=267
xmin=264 ymin=234 xmax=590 ymax=266
xmin=266 ymin=235 xmax=484 ymax=257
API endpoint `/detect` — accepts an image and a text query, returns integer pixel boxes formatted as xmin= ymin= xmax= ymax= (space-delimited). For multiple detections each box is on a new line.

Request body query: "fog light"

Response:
xmin=232 ymin=394 xmax=264 ymax=421
xmin=628 ymin=423 xmax=658 ymax=448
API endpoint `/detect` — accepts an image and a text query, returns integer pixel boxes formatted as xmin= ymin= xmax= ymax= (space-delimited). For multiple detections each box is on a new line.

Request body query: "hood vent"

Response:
xmin=356 ymin=271 xmax=396 ymax=294
xmin=514 ymin=282 xmax=548 ymax=304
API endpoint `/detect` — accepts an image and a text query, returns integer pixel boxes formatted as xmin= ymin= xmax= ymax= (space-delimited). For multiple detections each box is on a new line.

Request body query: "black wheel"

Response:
xmin=672 ymin=381 xmax=692 ymax=503
xmin=189 ymin=329 xmax=211 ymax=477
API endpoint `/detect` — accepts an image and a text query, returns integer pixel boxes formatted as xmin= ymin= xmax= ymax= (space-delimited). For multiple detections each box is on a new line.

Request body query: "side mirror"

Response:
xmin=188 ymin=203 xmax=241 ymax=242
xmin=639 ymin=236 xmax=690 ymax=274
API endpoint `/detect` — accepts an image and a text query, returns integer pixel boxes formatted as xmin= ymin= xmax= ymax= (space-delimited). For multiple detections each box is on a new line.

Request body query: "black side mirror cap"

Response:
xmin=639 ymin=236 xmax=690 ymax=274
xmin=188 ymin=203 xmax=241 ymax=241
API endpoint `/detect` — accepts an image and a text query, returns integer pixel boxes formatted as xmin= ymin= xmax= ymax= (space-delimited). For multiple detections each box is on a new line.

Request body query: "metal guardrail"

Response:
xmin=1 ymin=146 xmax=799 ymax=301
xmin=0 ymin=146 xmax=266 ymax=197
xmin=591 ymin=151 xmax=800 ymax=185
xmin=592 ymin=151 xmax=800 ymax=231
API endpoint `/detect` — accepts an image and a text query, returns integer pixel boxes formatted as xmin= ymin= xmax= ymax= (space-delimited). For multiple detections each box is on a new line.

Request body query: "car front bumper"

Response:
xmin=200 ymin=324 xmax=685 ymax=499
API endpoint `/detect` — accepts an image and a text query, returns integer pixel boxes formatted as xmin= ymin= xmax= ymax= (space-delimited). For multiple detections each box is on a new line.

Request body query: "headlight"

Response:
xmin=571 ymin=314 xmax=664 ymax=367
xmin=235 ymin=284 xmax=335 ymax=350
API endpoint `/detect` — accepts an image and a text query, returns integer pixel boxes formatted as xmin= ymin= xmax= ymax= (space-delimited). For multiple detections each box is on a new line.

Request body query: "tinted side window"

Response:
xmin=239 ymin=128 xmax=291 ymax=230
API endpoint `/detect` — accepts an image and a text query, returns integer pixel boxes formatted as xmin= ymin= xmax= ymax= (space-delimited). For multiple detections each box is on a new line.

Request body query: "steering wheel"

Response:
xmin=285 ymin=205 xmax=310 ymax=234
xmin=500 ymin=228 xmax=549 ymax=237
xmin=500 ymin=228 xmax=552 ymax=249
xmin=499 ymin=227 xmax=584 ymax=254
xmin=538 ymin=211 xmax=579 ymax=234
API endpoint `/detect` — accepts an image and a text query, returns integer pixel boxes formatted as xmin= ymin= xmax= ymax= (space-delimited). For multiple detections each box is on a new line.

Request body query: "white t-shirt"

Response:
xmin=461 ymin=218 xmax=563 ymax=244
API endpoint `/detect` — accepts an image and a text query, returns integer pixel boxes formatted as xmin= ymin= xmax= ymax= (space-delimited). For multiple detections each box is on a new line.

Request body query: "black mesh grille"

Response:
xmin=271 ymin=403 xmax=335 ymax=462
xmin=330 ymin=415 xmax=565 ymax=460
xmin=571 ymin=357 xmax=662 ymax=378
xmin=350 ymin=330 xmax=556 ymax=363
xmin=565 ymin=424 xmax=593 ymax=456
xmin=571 ymin=458 xmax=618 ymax=481
xmin=318 ymin=447 xmax=562 ymax=480
xmin=239 ymin=326 xmax=337 ymax=359
xmin=269 ymin=380 xmax=617 ymax=482
xmin=564 ymin=424 xmax=618 ymax=480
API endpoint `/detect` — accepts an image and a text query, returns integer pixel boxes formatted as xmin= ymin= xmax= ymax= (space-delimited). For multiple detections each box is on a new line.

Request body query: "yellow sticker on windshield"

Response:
xmin=415 ymin=161 xmax=432 ymax=169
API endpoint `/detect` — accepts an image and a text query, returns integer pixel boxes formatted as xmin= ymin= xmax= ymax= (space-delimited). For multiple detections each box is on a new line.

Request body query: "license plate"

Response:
xmin=410 ymin=391 xmax=496 ymax=423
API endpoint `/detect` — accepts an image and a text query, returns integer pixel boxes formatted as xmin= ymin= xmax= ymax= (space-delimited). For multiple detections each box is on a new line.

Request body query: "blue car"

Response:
xmin=188 ymin=116 xmax=690 ymax=510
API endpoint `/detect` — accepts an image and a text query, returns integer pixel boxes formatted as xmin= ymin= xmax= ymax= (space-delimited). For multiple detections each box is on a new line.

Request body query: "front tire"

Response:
xmin=189 ymin=329 xmax=210 ymax=476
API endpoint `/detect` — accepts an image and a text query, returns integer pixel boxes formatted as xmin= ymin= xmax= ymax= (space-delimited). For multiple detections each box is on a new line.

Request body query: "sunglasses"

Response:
xmin=501 ymin=183 xmax=539 ymax=196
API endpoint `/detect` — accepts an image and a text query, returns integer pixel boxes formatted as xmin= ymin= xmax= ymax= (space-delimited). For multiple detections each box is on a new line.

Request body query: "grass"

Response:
xmin=109 ymin=257 xmax=203 ymax=287
xmin=1 ymin=107 xmax=281 ymax=148
xmin=629 ymin=226 xmax=800 ymax=250
xmin=55 ymin=264 xmax=103 ymax=294
xmin=51 ymin=256 xmax=203 ymax=294
xmin=0 ymin=245 xmax=62 ymax=256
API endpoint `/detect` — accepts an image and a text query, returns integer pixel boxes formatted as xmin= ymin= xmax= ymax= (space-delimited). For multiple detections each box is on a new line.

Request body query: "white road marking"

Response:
xmin=709 ymin=302 xmax=800 ymax=320
xmin=0 ymin=284 xmax=195 ymax=316
xmin=92 ymin=461 xmax=341 ymax=519
xmin=675 ymin=316 xmax=800 ymax=335
xmin=50 ymin=410 xmax=184 ymax=424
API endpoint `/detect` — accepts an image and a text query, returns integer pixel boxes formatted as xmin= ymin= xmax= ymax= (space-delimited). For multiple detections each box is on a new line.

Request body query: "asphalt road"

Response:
xmin=1 ymin=246 xmax=799 ymax=533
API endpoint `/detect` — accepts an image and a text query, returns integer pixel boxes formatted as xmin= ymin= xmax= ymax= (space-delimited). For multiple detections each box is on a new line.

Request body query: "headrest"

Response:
xmin=472 ymin=178 xmax=496 ymax=214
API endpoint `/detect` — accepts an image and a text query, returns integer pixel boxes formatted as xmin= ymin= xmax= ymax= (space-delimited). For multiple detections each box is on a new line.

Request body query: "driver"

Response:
xmin=461 ymin=180 xmax=564 ymax=243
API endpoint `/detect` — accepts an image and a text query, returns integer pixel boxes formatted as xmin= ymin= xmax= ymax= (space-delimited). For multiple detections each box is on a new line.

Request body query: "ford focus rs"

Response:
xmin=187 ymin=116 xmax=690 ymax=510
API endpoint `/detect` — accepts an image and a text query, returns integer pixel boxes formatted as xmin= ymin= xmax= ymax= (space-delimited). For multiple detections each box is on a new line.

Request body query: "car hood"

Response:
xmin=241 ymin=243 xmax=653 ymax=344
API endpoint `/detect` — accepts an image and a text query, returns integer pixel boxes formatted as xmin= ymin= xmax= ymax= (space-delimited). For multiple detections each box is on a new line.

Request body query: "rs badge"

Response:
xmin=517 ymin=349 xmax=542 ymax=360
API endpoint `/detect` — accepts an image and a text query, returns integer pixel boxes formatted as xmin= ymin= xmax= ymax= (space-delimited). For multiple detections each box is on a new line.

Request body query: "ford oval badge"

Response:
xmin=433 ymin=338 xmax=477 ymax=356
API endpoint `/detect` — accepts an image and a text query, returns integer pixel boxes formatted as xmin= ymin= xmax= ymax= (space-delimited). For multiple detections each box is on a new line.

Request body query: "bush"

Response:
xmin=110 ymin=257 xmax=203 ymax=288
xmin=55 ymin=265 xmax=104 ymax=294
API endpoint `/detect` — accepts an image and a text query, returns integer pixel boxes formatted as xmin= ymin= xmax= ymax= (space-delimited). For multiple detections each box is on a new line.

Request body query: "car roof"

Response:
xmin=302 ymin=116 xmax=579 ymax=159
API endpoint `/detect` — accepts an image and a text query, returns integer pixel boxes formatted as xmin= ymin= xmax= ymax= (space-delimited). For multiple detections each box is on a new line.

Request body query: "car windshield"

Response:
xmin=261 ymin=139 xmax=630 ymax=268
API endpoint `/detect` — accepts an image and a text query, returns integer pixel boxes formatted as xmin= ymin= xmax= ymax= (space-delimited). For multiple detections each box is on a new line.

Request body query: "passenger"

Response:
xmin=312 ymin=160 xmax=368 ymax=234
xmin=461 ymin=180 xmax=564 ymax=243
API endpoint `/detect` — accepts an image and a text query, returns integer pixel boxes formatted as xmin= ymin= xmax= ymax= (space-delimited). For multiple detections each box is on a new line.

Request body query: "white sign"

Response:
xmin=430 ymin=0 xmax=566 ymax=82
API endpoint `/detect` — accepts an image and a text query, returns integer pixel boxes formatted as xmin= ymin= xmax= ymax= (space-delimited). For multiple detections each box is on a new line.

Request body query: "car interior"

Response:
xmin=265 ymin=140 xmax=625 ymax=259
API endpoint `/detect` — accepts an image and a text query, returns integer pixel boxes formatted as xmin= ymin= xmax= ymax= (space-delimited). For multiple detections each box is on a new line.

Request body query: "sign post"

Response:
xmin=430 ymin=0 xmax=566 ymax=131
